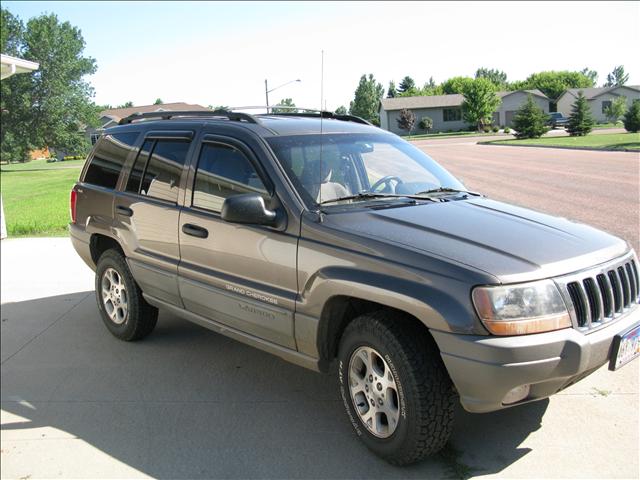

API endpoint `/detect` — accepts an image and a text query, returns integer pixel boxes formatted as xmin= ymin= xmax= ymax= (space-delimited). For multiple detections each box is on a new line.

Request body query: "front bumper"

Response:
xmin=432 ymin=306 xmax=640 ymax=413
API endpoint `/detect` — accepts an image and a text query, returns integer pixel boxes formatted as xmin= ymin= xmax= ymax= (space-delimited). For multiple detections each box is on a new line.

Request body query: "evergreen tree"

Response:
xmin=622 ymin=99 xmax=640 ymax=133
xmin=386 ymin=81 xmax=397 ymax=98
xmin=604 ymin=65 xmax=629 ymax=87
xmin=511 ymin=94 xmax=549 ymax=139
xmin=349 ymin=74 xmax=384 ymax=125
xmin=566 ymin=91 xmax=594 ymax=136
xmin=154 ymin=98 xmax=163 ymax=105
xmin=335 ymin=105 xmax=348 ymax=115
xmin=397 ymin=76 xmax=416 ymax=94
xmin=396 ymin=109 xmax=416 ymax=135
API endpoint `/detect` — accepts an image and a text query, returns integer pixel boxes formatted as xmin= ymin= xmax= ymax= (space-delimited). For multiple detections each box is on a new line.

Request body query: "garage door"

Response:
xmin=505 ymin=111 xmax=516 ymax=127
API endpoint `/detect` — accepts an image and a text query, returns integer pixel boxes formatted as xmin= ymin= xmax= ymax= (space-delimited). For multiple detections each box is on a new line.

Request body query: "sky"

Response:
xmin=3 ymin=1 xmax=639 ymax=111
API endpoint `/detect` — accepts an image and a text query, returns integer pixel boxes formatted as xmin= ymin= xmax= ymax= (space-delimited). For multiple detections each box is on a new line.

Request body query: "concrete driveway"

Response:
xmin=2 ymin=141 xmax=639 ymax=479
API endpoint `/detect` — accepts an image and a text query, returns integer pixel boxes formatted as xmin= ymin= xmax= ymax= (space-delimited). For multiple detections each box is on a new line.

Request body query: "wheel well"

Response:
xmin=90 ymin=234 xmax=124 ymax=265
xmin=317 ymin=296 xmax=430 ymax=371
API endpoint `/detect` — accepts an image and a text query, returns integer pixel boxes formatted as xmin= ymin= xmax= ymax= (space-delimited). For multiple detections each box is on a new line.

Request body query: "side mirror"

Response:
xmin=221 ymin=193 xmax=280 ymax=227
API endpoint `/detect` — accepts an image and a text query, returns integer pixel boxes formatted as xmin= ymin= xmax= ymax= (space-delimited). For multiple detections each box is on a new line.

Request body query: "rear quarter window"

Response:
xmin=83 ymin=132 xmax=139 ymax=189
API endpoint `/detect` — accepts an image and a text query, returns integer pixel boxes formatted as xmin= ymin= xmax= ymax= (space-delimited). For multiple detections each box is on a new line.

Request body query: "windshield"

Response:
xmin=267 ymin=133 xmax=464 ymax=206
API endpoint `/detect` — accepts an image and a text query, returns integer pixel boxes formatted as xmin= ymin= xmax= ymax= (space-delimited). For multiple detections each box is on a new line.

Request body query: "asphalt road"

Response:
xmin=1 ymin=139 xmax=639 ymax=479
xmin=415 ymin=137 xmax=640 ymax=253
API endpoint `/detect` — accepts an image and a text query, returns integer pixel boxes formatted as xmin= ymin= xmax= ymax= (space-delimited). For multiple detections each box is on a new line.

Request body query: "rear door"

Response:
xmin=177 ymin=134 xmax=298 ymax=349
xmin=114 ymin=130 xmax=195 ymax=307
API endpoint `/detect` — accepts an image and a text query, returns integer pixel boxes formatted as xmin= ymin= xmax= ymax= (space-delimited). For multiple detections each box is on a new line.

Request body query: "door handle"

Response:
xmin=116 ymin=205 xmax=133 ymax=217
xmin=182 ymin=223 xmax=209 ymax=239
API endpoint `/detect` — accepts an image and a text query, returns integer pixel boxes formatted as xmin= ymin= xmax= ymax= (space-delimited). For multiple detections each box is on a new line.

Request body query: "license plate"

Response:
xmin=609 ymin=323 xmax=640 ymax=371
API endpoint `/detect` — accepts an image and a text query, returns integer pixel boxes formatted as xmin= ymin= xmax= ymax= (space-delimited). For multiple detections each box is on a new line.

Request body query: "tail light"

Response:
xmin=70 ymin=188 xmax=77 ymax=224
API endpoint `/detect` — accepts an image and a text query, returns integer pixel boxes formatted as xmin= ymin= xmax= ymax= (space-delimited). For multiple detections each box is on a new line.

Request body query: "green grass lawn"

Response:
xmin=1 ymin=158 xmax=86 ymax=171
xmin=1 ymin=161 xmax=83 ymax=236
xmin=484 ymin=132 xmax=640 ymax=151
xmin=407 ymin=131 xmax=508 ymax=141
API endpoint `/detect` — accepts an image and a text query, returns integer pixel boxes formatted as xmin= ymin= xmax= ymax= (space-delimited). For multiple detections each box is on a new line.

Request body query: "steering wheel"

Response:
xmin=370 ymin=175 xmax=403 ymax=193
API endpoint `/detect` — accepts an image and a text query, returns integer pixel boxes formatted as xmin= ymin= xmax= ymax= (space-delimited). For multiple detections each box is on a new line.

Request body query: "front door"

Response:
xmin=177 ymin=137 xmax=298 ymax=348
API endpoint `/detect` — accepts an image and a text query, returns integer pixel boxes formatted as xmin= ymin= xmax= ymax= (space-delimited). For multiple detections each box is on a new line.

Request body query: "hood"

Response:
xmin=326 ymin=197 xmax=629 ymax=283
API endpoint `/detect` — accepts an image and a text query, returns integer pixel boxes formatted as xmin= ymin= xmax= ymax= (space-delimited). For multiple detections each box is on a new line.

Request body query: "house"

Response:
xmin=379 ymin=90 xmax=549 ymax=134
xmin=556 ymin=85 xmax=640 ymax=123
xmin=86 ymin=102 xmax=211 ymax=144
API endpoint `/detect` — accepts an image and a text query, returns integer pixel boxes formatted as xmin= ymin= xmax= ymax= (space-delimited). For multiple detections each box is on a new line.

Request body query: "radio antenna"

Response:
xmin=318 ymin=49 xmax=324 ymax=209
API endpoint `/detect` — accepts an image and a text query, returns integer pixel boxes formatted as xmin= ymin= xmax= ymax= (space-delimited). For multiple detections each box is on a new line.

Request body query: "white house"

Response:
xmin=1 ymin=54 xmax=40 ymax=240
xmin=379 ymin=90 xmax=549 ymax=134
xmin=556 ymin=85 xmax=640 ymax=123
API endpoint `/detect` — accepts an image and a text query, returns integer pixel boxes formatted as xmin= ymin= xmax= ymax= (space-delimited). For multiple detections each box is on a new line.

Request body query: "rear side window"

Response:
xmin=83 ymin=132 xmax=139 ymax=189
xmin=125 ymin=140 xmax=153 ymax=193
xmin=192 ymin=143 xmax=267 ymax=213
xmin=124 ymin=139 xmax=190 ymax=203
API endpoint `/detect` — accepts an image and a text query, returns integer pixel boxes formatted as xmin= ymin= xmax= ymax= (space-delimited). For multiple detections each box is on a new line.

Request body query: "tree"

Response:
xmin=386 ymin=81 xmax=397 ymax=98
xmin=397 ymin=76 xmax=416 ymax=94
xmin=580 ymin=67 xmax=598 ymax=85
xmin=605 ymin=65 xmax=629 ymax=87
xmin=1 ymin=9 xmax=98 ymax=161
xmin=511 ymin=71 xmax=594 ymax=100
xmin=396 ymin=108 xmax=416 ymax=135
xmin=153 ymin=98 xmax=163 ymax=105
xmin=335 ymin=105 xmax=348 ymax=115
xmin=441 ymin=76 xmax=474 ymax=94
xmin=118 ymin=101 xmax=134 ymax=108
xmin=604 ymin=96 xmax=627 ymax=124
xmin=209 ymin=105 xmax=229 ymax=111
xmin=511 ymin=94 xmax=549 ymax=139
xmin=419 ymin=116 xmax=433 ymax=133
xmin=475 ymin=68 xmax=507 ymax=89
xmin=461 ymin=78 xmax=501 ymax=131
xmin=349 ymin=74 xmax=384 ymax=125
xmin=272 ymin=98 xmax=297 ymax=114
xmin=622 ymin=99 xmax=640 ymax=132
xmin=566 ymin=91 xmax=595 ymax=136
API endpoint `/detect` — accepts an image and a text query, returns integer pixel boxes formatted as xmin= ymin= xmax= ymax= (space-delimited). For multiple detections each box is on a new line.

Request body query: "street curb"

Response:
xmin=477 ymin=141 xmax=639 ymax=153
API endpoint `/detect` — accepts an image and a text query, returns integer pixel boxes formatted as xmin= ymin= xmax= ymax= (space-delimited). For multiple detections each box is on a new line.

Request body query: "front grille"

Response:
xmin=557 ymin=254 xmax=640 ymax=332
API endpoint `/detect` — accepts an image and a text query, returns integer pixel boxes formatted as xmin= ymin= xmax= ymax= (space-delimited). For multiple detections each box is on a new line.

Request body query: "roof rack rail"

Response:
xmin=118 ymin=110 xmax=260 ymax=125
xmin=253 ymin=108 xmax=373 ymax=126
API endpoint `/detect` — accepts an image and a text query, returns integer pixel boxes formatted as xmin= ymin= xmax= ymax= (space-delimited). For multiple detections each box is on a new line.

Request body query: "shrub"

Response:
xmin=623 ymin=99 xmax=640 ymax=132
xmin=482 ymin=125 xmax=492 ymax=133
xmin=419 ymin=116 xmax=433 ymax=132
xmin=491 ymin=125 xmax=499 ymax=132
xmin=512 ymin=94 xmax=549 ymax=139
xmin=567 ymin=91 xmax=594 ymax=136
xmin=504 ymin=127 xmax=511 ymax=134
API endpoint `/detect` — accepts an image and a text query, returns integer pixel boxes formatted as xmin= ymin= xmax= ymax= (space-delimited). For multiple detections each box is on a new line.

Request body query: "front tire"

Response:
xmin=95 ymin=249 xmax=158 ymax=341
xmin=337 ymin=311 xmax=455 ymax=466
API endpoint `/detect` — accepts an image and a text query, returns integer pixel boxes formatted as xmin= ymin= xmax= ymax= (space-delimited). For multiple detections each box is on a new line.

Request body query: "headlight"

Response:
xmin=472 ymin=280 xmax=571 ymax=335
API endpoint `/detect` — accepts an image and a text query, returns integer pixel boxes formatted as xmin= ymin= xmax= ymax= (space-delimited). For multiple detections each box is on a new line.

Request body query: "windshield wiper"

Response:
xmin=319 ymin=192 xmax=419 ymax=206
xmin=413 ymin=187 xmax=480 ymax=197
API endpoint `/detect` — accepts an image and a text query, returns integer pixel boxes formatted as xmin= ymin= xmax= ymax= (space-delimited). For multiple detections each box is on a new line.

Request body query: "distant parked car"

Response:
xmin=548 ymin=112 xmax=569 ymax=128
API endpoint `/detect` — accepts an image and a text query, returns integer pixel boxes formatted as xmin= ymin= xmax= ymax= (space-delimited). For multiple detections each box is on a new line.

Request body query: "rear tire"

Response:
xmin=337 ymin=310 xmax=455 ymax=466
xmin=95 ymin=249 xmax=158 ymax=341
